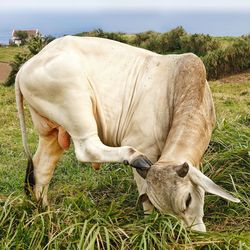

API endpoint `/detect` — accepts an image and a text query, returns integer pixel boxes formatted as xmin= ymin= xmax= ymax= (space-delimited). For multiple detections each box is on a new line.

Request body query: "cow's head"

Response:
xmin=136 ymin=162 xmax=240 ymax=232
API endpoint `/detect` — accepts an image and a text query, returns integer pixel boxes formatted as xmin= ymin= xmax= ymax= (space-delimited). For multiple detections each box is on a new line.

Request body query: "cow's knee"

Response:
xmin=74 ymin=136 xmax=100 ymax=162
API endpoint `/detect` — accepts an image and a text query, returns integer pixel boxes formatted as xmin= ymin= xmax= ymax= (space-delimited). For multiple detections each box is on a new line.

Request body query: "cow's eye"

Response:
xmin=185 ymin=193 xmax=192 ymax=208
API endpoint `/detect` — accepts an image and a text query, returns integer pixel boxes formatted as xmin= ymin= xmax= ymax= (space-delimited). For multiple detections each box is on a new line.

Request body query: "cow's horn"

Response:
xmin=188 ymin=165 xmax=240 ymax=203
xmin=174 ymin=162 xmax=189 ymax=178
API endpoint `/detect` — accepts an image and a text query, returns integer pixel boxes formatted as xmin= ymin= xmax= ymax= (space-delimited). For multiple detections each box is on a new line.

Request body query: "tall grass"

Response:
xmin=0 ymin=81 xmax=249 ymax=248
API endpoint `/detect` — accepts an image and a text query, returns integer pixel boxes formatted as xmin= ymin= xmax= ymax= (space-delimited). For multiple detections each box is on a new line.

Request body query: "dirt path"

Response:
xmin=0 ymin=62 xmax=11 ymax=83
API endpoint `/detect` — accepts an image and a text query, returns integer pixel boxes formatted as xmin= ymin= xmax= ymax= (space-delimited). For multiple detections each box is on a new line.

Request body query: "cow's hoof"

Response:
xmin=130 ymin=155 xmax=153 ymax=170
xmin=123 ymin=155 xmax=152 ymax=178
xmin=24 ymin=158 xmax=35 ymax=197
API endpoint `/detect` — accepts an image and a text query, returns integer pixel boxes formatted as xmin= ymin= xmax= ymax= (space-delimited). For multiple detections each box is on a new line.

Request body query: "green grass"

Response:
xmin=0 ymin=81 xmax=249 ymax=249
xmin=0 ymin=46 xmax=27 ymax=62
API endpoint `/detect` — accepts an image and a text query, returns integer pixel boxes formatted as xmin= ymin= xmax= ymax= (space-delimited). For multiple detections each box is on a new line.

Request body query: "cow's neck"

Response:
xmin=158 ymin=110 xmax=210 ymax=167
xmin=158 ymin=82 xmax=212 ymax=168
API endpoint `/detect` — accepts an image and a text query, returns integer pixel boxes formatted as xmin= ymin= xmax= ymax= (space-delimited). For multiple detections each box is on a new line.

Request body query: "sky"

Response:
xmin=1 ymin=0 xmax=250 ymax=11
xmin=0 ymin=0 xmax=250 ymax=44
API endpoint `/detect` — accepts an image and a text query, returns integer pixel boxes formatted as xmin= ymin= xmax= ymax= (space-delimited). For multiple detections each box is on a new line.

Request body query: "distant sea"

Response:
xmin=0 ymin=10 xmax=250 ymax=44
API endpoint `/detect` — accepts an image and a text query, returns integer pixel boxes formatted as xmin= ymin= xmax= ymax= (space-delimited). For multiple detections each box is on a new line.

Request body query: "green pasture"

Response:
xmin=0 ymin=80 xmax=249 ymax=249
xmin=0 ymin=46 xmax=28 ymax=63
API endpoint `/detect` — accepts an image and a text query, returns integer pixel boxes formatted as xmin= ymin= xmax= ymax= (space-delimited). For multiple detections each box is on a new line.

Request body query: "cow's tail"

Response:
xmin=15 ymin=74 xmax=35 ymax=196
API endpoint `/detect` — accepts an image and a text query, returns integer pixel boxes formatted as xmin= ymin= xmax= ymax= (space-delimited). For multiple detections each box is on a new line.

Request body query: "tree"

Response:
xmin=28 ymin=36 xmax=46 ymax=54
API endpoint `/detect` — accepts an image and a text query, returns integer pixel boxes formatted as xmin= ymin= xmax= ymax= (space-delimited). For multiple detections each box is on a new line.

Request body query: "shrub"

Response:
xmin=130 ymin=31 xmax=156 ymax=44
xmin=224 ymin=38 xmax=250 ymax=73
xmin=202 ymin=50 xmax=224 ymax=79
xmin=143 ymin=36 xmax=163 ymax=53
xmin=4 ymin=53 xmax=30 ymax=86
xmin=77 ymin=29 xmax=127 ymax=43
xmin=160 ymin=26 xmax=187 ymax=53
xmin=202 ymin=37 xmax=250 ymax=79
xmin=180 ymin=33 xmax=220 ymax=56
xmin=130 ymin=31 xmax=163 ymax=53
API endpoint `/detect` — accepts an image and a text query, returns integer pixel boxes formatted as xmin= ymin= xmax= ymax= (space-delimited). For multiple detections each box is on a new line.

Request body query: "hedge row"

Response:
xmin=78 ymin=27 xmax=250 ymax=80
xmin=202 ymin=37 xmax=250 ymax=79
xmin=4 ymin=27 xmax=250 ymax=86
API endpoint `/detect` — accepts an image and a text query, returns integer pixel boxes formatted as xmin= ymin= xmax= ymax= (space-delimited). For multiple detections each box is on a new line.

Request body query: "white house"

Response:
xmin=10 ymin=29 xmax=41 ymax=46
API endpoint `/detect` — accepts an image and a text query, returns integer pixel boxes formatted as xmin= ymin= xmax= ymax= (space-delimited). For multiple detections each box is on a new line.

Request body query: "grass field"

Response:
xmin=0 ymin=46 xmax=28 ymax=63
xmin=0 ymin=78 xmax=249 ymax=249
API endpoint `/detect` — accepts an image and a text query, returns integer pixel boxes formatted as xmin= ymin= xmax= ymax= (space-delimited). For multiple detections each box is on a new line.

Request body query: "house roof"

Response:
xmin=12 ymin=29 xmax=40 ymax=37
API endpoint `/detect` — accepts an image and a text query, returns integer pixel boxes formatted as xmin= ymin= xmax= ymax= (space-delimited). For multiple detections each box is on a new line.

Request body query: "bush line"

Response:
xmin=4 ymin=27 xmax=250 ymax=86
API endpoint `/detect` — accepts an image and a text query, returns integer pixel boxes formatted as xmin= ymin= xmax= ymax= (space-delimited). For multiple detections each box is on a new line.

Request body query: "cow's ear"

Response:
xmin=188 ymin=165 xmax=240 ymax=203
xmin=174 ymin=162 xmax=189 ymax=178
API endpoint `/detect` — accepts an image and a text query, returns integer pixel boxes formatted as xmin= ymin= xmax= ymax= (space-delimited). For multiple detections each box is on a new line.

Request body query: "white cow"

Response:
xmin=15 ymin=36 xmax=239 ymax=232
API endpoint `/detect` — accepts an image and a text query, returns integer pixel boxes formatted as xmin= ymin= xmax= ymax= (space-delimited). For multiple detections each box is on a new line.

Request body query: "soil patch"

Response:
xmin=0 ymin=62 xmax=11 ymax=83
xmin=219 ymin=69 xmax=250 ymax=83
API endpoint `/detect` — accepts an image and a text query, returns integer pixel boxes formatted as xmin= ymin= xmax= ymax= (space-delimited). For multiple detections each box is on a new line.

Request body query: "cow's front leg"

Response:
xmin=72 ymin=135 xmax=152 ymax=170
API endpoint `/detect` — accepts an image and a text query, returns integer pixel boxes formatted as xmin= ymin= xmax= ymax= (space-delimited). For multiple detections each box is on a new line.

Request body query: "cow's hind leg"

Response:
xmin=24 ymin=158 xmax=35 ymax=196
xmin=26 ymin=108 xmax=65 ymax=205
xmin=32 ymin=132 xmax=64 ymax=205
